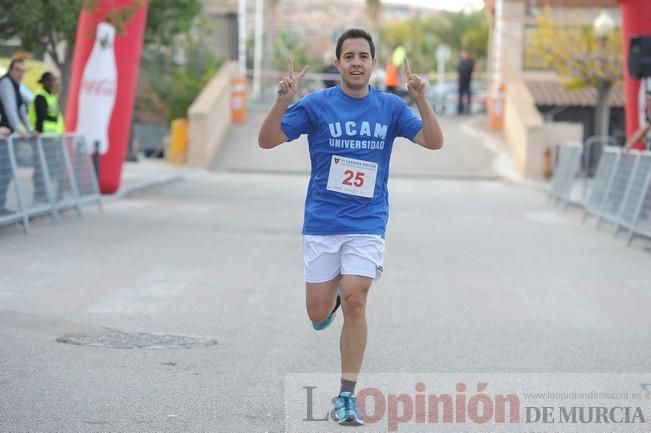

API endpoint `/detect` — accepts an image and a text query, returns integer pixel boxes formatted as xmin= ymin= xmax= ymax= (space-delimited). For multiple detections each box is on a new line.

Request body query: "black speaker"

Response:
xmin=629 ymin=35 xmax=651 ymax=79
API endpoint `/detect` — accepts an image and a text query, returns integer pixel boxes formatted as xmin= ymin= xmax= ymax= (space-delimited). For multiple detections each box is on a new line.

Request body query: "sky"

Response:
xmin=379 ymin=0 xmax=485 ymax=12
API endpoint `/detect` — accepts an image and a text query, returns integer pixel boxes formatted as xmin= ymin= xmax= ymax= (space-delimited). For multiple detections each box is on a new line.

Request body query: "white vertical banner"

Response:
xmin=238 ymin=0 xmax=247 ymax=76
xmin=491 ymin=0 xmax=504 ymax=98
xmin=252 ymin=0 xmax=264 ymax=99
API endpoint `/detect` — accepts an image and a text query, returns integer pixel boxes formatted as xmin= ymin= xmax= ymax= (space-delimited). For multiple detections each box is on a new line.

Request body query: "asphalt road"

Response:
xmin=1 ymin=112 xmax=649 ymax=433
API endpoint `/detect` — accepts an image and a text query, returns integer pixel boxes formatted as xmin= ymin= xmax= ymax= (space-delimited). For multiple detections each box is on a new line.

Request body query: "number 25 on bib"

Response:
xmin=326 ymin=155 xmax=378 ymax=198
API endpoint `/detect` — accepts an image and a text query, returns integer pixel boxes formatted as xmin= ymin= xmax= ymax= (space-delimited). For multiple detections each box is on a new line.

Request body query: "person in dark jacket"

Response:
xmin=321 ymin=52 xmax=340 ymax=88
xmin=456 ymin=50 xmax=474 ymax=115
xmin=0 ymin=59 xmax=34 ymax=214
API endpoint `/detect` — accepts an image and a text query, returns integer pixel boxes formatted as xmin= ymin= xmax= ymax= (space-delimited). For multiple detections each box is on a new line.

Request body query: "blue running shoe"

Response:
xmin=312 ymin=288 xmax=341 ymax=331
xmin=332 ymin=391 xmax=364 ymax=426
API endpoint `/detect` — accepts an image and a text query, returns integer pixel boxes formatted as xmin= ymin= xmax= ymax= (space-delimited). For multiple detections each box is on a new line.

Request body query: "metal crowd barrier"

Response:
xmin=580 ymin=135 xmax=619 ymax=201
xmin=549 ymin=141 xmax=651 ymax=246
xmin=0 ymin=133 xmax=101 ymax=234
xmin=582 ymin=146 xmax=621 ymax=222
xmin=580 ymin=146 xmax=651 ymax=246
xmin=582 ymin=135 xmax=619 ymax=178
xmin=550 ymin=138 xmax=621 ymax=207
xmin=594 ymin=149 xmax=638 ymax=229
xmin=615 ymin=151 xmax=651 ymax=245
xmin=549 ymin=141 xmax=582 ymax=205
xmin=625 ymin=173 xmax=651 ymax=246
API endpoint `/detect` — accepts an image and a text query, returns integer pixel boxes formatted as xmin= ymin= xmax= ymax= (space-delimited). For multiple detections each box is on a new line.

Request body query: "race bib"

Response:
xmin=326 ymin=155 xmax=378 ymax=198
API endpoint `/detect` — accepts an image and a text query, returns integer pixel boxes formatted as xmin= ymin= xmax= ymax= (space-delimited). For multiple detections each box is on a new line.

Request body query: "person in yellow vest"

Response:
xmin=29 ymin=72 xmax=65 ymax=202
xmin=29 ymin=72 xmax=64 ymax=134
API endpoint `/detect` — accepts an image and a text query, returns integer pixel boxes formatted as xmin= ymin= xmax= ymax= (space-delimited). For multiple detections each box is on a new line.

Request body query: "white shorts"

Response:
xmin=303 ymin=234 xmax=385 ymax=283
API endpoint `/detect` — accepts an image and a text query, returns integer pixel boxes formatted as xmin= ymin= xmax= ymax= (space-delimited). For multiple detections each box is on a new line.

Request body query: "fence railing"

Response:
xmin=550 ymin=140 xmax=651 ymax=246
xmin=0 ymin=133 xmax=101 ymax=234
xmin=549 ymin=141 xmax=582 ymax=206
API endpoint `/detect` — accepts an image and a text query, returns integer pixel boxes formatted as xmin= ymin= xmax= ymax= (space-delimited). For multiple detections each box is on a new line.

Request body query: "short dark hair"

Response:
xmin=335 ymin=28 xmax=375 ymax=60
xmin=8 ymin=58 xmax=24 ymax=72
xmin=38 ymin=72 xmax=55 ymax=85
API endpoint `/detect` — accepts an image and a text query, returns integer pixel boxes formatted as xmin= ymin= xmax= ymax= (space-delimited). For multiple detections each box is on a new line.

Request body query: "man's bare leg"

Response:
xmin=339 ymin=275 xmax=372 ymax=382
xmin=305 ymin=276 xmax=340 ymax=324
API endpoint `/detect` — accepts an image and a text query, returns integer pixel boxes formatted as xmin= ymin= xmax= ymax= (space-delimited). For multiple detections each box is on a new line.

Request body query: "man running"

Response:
xmin=258 ymin=28 xmax=443 ymax=426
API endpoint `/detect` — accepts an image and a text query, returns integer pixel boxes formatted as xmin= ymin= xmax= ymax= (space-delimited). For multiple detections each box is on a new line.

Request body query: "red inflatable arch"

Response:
xmin=65 ymin=0 xmax=148 ymax=193
xmin=619 ymin=0 xmax=651 ymax=149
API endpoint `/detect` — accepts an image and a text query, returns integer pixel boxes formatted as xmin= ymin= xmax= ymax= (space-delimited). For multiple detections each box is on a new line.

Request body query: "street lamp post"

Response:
xmin=593 ymin=9 xmax=616 ymax=140
xmin=585 ymin=9 xmax=616 ymax=177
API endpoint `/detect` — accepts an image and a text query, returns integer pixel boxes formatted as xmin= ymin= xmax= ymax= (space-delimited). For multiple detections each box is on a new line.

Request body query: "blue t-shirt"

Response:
xmin=281 ymin=85 xmax=422 ymax=237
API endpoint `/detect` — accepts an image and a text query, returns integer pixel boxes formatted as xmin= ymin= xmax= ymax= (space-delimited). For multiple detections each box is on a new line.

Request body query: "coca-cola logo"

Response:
xmin=81 ymin=79 xmax=116 ymax=96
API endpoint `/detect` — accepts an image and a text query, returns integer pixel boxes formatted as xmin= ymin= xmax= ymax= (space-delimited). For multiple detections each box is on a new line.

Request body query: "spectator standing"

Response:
xmin=29 ymin=72 xmax=65 ymax=201
xmin=321 ymin=52 xmax=340 ymax=88
xmin=0 ymin=59 xmax=34 ymax=214
xmin=456 ymin=49 xmax=474 ymax=114
xmin=29 ymin=72 xmax=64 ymax=134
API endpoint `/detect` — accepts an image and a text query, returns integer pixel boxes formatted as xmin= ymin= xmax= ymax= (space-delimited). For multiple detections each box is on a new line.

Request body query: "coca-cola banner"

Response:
xmin=66 ymin=0 xmax=148 ymax=193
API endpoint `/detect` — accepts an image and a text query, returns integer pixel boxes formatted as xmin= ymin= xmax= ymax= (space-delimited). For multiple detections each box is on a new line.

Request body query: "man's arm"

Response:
xmin=34 ymin=95 xmax=50 ymax=132
xmin=404 ymin=59 xmax=443 ymax=150
xmin=18 ymin=97 xmax=33 ymax=133
xmin=34 ymin=95 xmax=59 ymax=133
xmin=258 ymin=100 xmax=290 ymax=149
xmin=258 ymin=58 xmax=309 ymax=149
xmin=412 ymin=99 xmax=443 ymax=150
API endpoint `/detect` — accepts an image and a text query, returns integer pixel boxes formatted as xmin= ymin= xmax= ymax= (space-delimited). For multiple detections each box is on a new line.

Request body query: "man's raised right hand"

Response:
xmin=277 ymin=57 xmax=310 ymax=105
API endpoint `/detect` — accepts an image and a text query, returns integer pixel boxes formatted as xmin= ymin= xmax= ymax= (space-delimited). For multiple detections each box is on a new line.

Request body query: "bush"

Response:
xmin=139 ymin=36 xmax=222 ymax=124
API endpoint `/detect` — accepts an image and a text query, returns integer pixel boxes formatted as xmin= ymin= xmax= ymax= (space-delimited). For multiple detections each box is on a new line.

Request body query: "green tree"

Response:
xmin=142 ymin=0 xmax=200 ymax=46
xmin=378 ymin=11 xmax=488 ymax=75
xmin=424 ymin=10 xmax=487 ymax=56
xmin=461 ymin=19 xmax=489 ymax=60
xmin=139 ymin=15 xmax=221 ymax=123
xmin=531 ymin=8 xmax=621 ymax=137
xmin=273 ymin=29 xmax=316 ymax=73
xmin=0 ymin=0 xmax=200 ymax=110
xmin=380 ymin=20 xmax=434 ymax=73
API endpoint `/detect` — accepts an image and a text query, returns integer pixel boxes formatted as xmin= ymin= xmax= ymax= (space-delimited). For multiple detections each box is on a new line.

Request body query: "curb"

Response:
xmin=103 ymin=165 xmax=210 ymax=203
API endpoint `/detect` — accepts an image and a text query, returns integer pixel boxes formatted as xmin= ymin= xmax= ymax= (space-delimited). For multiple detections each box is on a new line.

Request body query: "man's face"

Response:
xmin=51 ymin=78 xmax=61 ymax=95
xmin=46 ymin=77 xmax=60 ymax=94
xmin=335 ymin=38 xmax=376 ymax=91
xmin=9 ymin=62 xmax=25 ymax=83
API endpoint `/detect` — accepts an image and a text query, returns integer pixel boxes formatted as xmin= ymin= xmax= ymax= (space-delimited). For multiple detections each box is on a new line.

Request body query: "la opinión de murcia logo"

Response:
xmin=304 ymin=382 xmax=520 ymax=431
xmin=300 ymin=382 xmax=648 ymax=432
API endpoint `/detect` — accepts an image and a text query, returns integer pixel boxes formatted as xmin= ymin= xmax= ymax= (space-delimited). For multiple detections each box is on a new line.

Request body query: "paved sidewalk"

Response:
xmin=115 ymin=158 xmax=209 ymax=200
xmin=213 ymin=106 xmax=503 ymax=180
xmin=0 ymin=109 xmax=649 ymax=433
